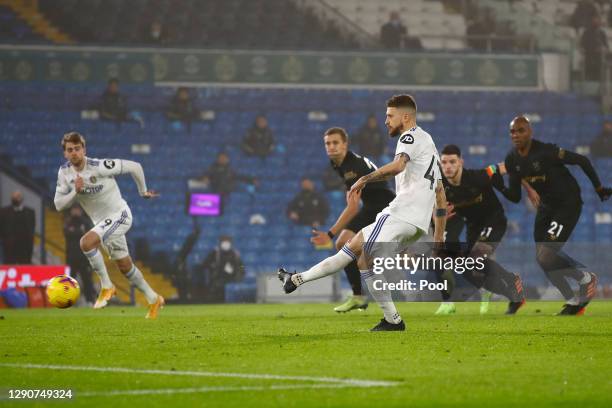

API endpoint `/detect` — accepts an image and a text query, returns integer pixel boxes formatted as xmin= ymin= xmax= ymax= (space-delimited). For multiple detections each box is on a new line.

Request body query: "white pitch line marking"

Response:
xmin=0 ymin=363 xmax=399 ymax=388
xmin=77 ymin=383 xmax=353 ymax=397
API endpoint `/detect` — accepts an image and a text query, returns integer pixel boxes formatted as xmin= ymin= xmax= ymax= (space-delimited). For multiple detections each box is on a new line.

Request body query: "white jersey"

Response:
xmin=381 ymin=126 xmax=441 ymax=232
xmin=55 ymin=157 xmax=129 ymax=224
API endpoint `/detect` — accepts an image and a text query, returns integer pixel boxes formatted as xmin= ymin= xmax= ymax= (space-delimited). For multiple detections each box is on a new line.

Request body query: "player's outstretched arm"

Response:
xmin=560 ymin=149 xmax=611 ymax=201
xmin=483 ymin=163 xmax=522 ymax=203
xmin=349 ymin=153 xmax=408 ymax=195
xmin=118 ymin=160 xmax=158 ymax=198
xmin=499 ymin=172 xmax=522 ymax=203
xmin=493 ymin=160 xmax=522 ymax=204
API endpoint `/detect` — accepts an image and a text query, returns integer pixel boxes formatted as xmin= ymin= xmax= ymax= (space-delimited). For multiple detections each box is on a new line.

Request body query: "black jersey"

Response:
xmin=332 ymin=151 xmax=395 ymax=208
xmin=443 ymin=168 xmax=505 ymax=224
xmin=504 ymin=140 xmax=586 ymax=206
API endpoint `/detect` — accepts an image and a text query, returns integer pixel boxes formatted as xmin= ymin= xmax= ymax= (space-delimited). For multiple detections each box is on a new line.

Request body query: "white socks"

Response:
xmin=125 ymin=265 xmax=158 ymax=304
xmin=83 ymin=248 xmax=113 ymax=289
xmin=579 ymin=272 xmax=592 ymax=285
xmin=567 ymin=296 xmax=580 ymax=306
xmin=83 ymin=247 xmax=158 ymax=304
xmin=566 ymin=273 xmax=591 ymax=305
xmin=362 ymin=269 xmax=402 ymax=324
xmin=292 ymin=245 xmax=356 ymax=285
xmin=288 ymin=246 xmax=402 ymax=325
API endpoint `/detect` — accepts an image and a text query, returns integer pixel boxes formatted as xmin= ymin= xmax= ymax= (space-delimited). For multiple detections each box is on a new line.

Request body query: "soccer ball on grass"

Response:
xmin=46 ymin=275 xmax=80 ymax=308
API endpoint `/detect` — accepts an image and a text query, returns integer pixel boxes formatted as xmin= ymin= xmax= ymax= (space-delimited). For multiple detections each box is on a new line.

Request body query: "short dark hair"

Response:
xmin=62 ymin=131 xmax=86 ymax=150
xmin=386 ymin=94 xmax=417 ymax=112
xmin=441 ymin=144 xmax=461 ymax=157
xmin=324 ymin=127 xmax=348 ymax=142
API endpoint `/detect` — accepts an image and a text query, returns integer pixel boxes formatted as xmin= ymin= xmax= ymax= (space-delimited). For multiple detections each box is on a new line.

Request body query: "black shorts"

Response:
xmin=466 ymin=213 xmax=507 ymax=252
xmin=534 ymin=201 xmax=582 ymax=244
xmin=345 ymin=206 xmax=383 ymax=233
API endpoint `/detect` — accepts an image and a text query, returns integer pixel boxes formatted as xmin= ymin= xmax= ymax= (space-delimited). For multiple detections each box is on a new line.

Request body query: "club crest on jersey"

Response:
xmin=103 ymin=160 xmax=116 ymax=170
xmin=90 ymin=176 xmax=97 ymax=183
xmin=399 ymin=134 xmax=414 ymax=144
xmin=558 ymin=149 xmax=566 ymax=159
xmin=532 ymin=161 xmax=540 ymax=171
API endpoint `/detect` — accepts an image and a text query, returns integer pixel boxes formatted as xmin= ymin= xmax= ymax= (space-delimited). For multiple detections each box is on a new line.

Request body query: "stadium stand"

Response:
xmin=1 ymin=82 xmax=611 ymax=294
xmin=325 ymin=0 xmax=467 ymax=50
xmin=477 ymin=0 xmax=607 ymax=52
xmin=36 ymin=0 xmax=358 ymax=49
xmin=0 ymin=5 xmax=49 ymax=43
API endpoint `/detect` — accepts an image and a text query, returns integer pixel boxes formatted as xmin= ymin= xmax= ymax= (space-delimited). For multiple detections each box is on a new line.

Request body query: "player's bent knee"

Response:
xmin=335 ymin=239 xmax=345 ymax=252
xmin=335 ymin=230 xmax=354 ymax=251
xmin=471 ymin=242 xmax=493 ymax=258
xmin=357 ymin=254 xmax=368 ymax=270
xmin=335 ymin=236 xmax=350 ymax=251
xmin=80 ymin=232 xmax=100 ymax=253
xmin=115 ymin=257 xmax=133 ymax=274
xmin=535 ymin=247 xmax=556 ymax=271
xmin=346 ymin=233 xmax=364 ymax=257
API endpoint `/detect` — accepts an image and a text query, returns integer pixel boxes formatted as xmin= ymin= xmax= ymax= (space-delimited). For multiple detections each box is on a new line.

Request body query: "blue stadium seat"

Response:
xmin=1 ymin=82 xmax=608 ymax=278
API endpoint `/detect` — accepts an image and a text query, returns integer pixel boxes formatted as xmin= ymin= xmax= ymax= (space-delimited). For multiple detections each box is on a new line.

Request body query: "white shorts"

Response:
xmin=361 ymin=213 xmax=422 ymax=257
xmin=91 ymin=207 xmax=132 ymax=260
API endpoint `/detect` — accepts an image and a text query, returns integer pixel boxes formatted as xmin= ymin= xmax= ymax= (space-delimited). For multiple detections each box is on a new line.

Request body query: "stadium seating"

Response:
xmin=1 ymin=82 xmax=610 ymax=288
xmin=325 ymin=0 xmax=467 ymax=50
xmin=0 ymin=5 xmax=48 ymax=43
xmin=37 ymin=0 xmax=358 ymax=49
xmin=479 ymin=0 xmax=607 ymax=52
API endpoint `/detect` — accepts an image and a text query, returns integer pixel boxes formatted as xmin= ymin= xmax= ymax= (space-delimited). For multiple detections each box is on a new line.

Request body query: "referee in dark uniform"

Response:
xmin=499 ymin=116 xmax=611 ymax=315
xmin=311 ymin=127 xmax=395 ymax=313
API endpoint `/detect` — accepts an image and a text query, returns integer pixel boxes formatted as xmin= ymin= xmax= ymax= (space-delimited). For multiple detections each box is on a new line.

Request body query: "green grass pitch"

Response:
xmin=1 ymin=301 xmax=611 ymax=407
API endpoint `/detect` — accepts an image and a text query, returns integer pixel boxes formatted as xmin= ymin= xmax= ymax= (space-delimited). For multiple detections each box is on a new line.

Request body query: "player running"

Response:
xmin=434 ymin=144 xmax=525 ymax=315
xmin=279 ymin=95 xmax=447 ymax=331
xmin=54 ymin=132 xmax=164 ymax=319
xmin=311 ymin=127 xmax=396 ymax=313
xmin=498 ymin=116 xmax=611 ymax=315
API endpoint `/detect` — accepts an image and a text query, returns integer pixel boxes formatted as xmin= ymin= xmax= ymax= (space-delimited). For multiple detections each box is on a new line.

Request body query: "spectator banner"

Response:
xmin=0 ymin=46 xmax=152 ymax=83
xmin=154 ymin=51 xmax=539 ymax=88
xmin=0 ymin=265 xmax=71 ymax=290
xmin=0 ymin=46 xmax=539 ymax=88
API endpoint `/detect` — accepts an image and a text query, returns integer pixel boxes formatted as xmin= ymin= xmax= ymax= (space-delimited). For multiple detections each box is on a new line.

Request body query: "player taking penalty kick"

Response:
xmin=54 ymin=132 xmax=164 ymax=319
xmin=279 ymin=95 xmax=447 ymax=331
xmin=311 ymin=127 xmax=396 ymax=313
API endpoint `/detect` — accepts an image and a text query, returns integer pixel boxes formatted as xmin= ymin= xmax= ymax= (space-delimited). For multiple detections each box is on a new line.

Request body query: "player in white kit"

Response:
xmin=54 ymin=132 xmax=164 ymax=319
xmin=279 ymin=95 xmax=447 ymax=331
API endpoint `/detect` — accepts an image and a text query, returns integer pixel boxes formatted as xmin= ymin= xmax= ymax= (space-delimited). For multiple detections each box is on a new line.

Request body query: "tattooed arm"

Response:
xmin=349 ymin=153 xmax=408 ymax=196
